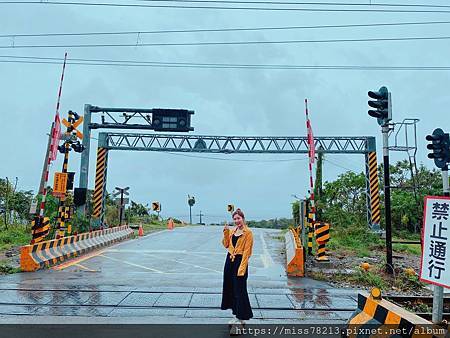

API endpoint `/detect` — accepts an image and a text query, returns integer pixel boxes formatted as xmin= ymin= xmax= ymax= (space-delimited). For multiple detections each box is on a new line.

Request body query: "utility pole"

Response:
xmin=382 ymin=122 xmax=393 ymax=274
xmin=197 ymin=211 xmax=204 ymax=224
xmin=114 ymin=187 xmax=130 ymax=226
xmin=368 ymin=86 xmax=393 ymax=274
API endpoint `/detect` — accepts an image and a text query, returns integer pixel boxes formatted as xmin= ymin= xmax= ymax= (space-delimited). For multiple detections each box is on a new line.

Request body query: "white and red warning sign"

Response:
xmin=419 ymin=196 xmax=450 ymax=288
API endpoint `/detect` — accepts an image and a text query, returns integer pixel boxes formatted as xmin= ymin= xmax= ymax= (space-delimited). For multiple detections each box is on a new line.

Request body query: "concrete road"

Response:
xmin=0 ymin=226 xmax=358 ymax=324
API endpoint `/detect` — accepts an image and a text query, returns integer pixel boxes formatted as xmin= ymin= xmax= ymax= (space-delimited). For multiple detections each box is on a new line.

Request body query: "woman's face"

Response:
xmin=233 ymin=214 xmax=244 ymax=228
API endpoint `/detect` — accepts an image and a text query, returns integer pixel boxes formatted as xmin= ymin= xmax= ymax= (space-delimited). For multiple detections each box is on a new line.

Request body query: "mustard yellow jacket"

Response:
xmin=222 ymin=225 xmax=253 ymax=276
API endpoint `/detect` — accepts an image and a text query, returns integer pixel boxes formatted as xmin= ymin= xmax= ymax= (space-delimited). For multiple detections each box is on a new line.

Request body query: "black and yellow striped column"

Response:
xmin=56 ymin=141 xmax=71 ymax=238
xmin=307 ymin=201 xmax=313 ymax=255
xmin=366 ymin=151 xmax=381 ymax=228
xmin=31 ymin=216 xmax=50 ymax=243
xmin=314 ymin=222 xmax=330 ymax=261
xmin=66 ymin=206 xmax=72 ymax=235
xmin=92 ymin=147 xmax=109 ymax=224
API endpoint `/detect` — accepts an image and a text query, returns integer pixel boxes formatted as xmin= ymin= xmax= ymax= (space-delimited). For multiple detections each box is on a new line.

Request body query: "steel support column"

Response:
xmin=78 ymin=104 xmax=92 ymax=214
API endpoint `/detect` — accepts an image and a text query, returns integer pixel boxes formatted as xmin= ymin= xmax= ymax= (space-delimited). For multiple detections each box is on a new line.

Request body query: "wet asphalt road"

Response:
xmin=0 ymin=226 xmax=358 ymax=324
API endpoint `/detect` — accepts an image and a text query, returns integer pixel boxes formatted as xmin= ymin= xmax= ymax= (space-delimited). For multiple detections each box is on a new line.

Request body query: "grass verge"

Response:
xmin=0 ymin=225 xmax=31 ymax=251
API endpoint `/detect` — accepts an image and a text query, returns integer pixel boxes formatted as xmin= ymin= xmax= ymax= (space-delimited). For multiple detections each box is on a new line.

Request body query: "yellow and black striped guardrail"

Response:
xmin=367 ymin=151 xmax=381 ymax=227
xmin=344 ymin=289 xmax=447 ymax=338
xmin=92 ymin=147 xmax=108 ymax=222
xmin=285 ymin=228 xmax=305 ymax=277
xmin=20 ymin=225 xmax=133 ymax=271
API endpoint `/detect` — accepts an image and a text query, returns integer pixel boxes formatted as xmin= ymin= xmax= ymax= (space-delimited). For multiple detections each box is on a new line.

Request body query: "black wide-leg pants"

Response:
xmin=220 ymin=254 xmax=253 ymax=320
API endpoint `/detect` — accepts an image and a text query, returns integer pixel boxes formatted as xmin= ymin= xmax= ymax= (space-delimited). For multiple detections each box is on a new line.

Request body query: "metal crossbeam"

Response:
xmin=98 ymin=133 xmax=375 ymax=154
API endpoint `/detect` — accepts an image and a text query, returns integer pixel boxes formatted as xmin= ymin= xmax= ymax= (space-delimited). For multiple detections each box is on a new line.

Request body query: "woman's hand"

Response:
xmin=224 ymin=222 xmax=229 ymax=231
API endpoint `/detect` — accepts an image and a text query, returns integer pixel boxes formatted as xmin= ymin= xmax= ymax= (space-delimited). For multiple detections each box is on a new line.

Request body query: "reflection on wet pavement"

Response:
xmin=0 ymin=226 xmax=358 ymax=322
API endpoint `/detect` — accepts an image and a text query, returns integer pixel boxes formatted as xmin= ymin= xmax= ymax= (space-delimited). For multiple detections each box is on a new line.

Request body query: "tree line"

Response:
xmin=298 ymin=159 xmax=443 ymax=233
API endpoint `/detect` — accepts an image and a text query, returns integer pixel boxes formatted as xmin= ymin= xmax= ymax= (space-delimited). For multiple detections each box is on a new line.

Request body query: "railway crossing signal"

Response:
xmin=426 ymin=128 xmax=450 ymax=169
xmin=55 ymin=111 xmax=85 ymax=238
xmin=113 ymin=186 xmax=129 ymax=197
xmin=227 ymin=204 xmax=234 ymax=213
xmin=62 ymin=111 xmax=84 ymax=139
xmin=368 ymin=86 xmax=392 ymax=126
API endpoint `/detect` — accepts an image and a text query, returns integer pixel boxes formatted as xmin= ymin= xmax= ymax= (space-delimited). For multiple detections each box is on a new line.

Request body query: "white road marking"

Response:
xmin=144 ymin=253 xmax=221 ymax=274
xmin=106 ymin=249 xmax=223 ymax=255
xmin=74 ymin=263 xmax=99 ymax=272
xmin=98 ymin=254 xmax=163 ymax=273
xmin=260 ymin=232 xmax=274 ymax=268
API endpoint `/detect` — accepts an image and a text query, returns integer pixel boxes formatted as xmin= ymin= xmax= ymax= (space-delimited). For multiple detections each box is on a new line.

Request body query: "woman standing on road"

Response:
xmin=220 ymin=208 xmax=254 ymax=326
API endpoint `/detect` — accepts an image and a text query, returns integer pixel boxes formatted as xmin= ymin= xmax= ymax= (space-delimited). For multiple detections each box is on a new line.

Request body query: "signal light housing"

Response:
xmin=426 ymin=128 xmax=450 ymax=169
xmin=368 ymin=86 xmax=392 ymax=126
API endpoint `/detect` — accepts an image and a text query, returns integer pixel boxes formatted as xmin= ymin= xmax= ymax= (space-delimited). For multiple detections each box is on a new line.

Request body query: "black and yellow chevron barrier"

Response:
xmin=20 ymin=225 xmax=133 ymax=271
xmin=344 ymin=289 xmax=447 ymax=338
xmin=92 ymin=147 xmax=109 ymax=222
xmin=314 ymin=221 xmax=330 ymax=261
xmin=367 ymin=151 xmax=381 ymax=227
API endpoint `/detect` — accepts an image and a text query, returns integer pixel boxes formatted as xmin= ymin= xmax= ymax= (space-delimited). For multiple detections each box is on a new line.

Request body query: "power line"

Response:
xmin=133 ymin=0 xmax=450 ymax=9
xmin=165 ymin=152 xmax=308 ymax=162
xmin=3 ymin=1 xmax=450 ymax=13
xmin=323 ymin=158 xmax=358 ymax=172
xmin=2 ymin=20 xmax=450 ymax=39
xmin=2 ymin=35 xmax=450 ymax=49
xmin=1 ymin=56 xmax=450 ymax=70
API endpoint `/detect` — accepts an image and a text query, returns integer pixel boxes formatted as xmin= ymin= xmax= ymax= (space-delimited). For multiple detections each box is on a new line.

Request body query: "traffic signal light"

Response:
xmin=71 ymin=141 xmax=85 ymax=153
xmin=57 ymin=144 xmax=67 ymax=153
xmin=152 ymin=202 xmax=161 ymax=212
xmin=188 ymin=196 xmax=195 ymax=207
xmin=227 ymin=204 xmax=234 ymax=213
xmin=368 ymin=86 xmax=392 ymax=126
xmin=426 ymin=128 xmax=450 ymax=169
xmin=152 ymin=109 xmax=194 ymax=132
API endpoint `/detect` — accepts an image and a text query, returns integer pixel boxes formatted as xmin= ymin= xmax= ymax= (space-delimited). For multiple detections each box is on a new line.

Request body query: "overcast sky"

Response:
xmin=1 ymin=1 xmax=450 ymax=223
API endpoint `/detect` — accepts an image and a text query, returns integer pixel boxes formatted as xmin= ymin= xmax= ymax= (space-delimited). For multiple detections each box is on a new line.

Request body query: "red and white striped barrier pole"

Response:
xmin=305 ymin=99 xmax=316 ymax=230
xmin=38 ymin=53 xmax=67 ymax=218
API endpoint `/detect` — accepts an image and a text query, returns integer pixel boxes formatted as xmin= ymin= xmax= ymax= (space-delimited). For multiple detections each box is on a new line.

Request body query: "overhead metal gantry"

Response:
xmin=99 ymin=133 xmax=373 ymax=154
xmin=78 ymin=104 xmax=381 ymax=231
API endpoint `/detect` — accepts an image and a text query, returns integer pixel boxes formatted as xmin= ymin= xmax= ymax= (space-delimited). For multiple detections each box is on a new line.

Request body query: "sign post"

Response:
xmin=419 ymin=189 xmax=450 ymax=323
xmin=114 ymin=187 xmax=129 ymax=226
